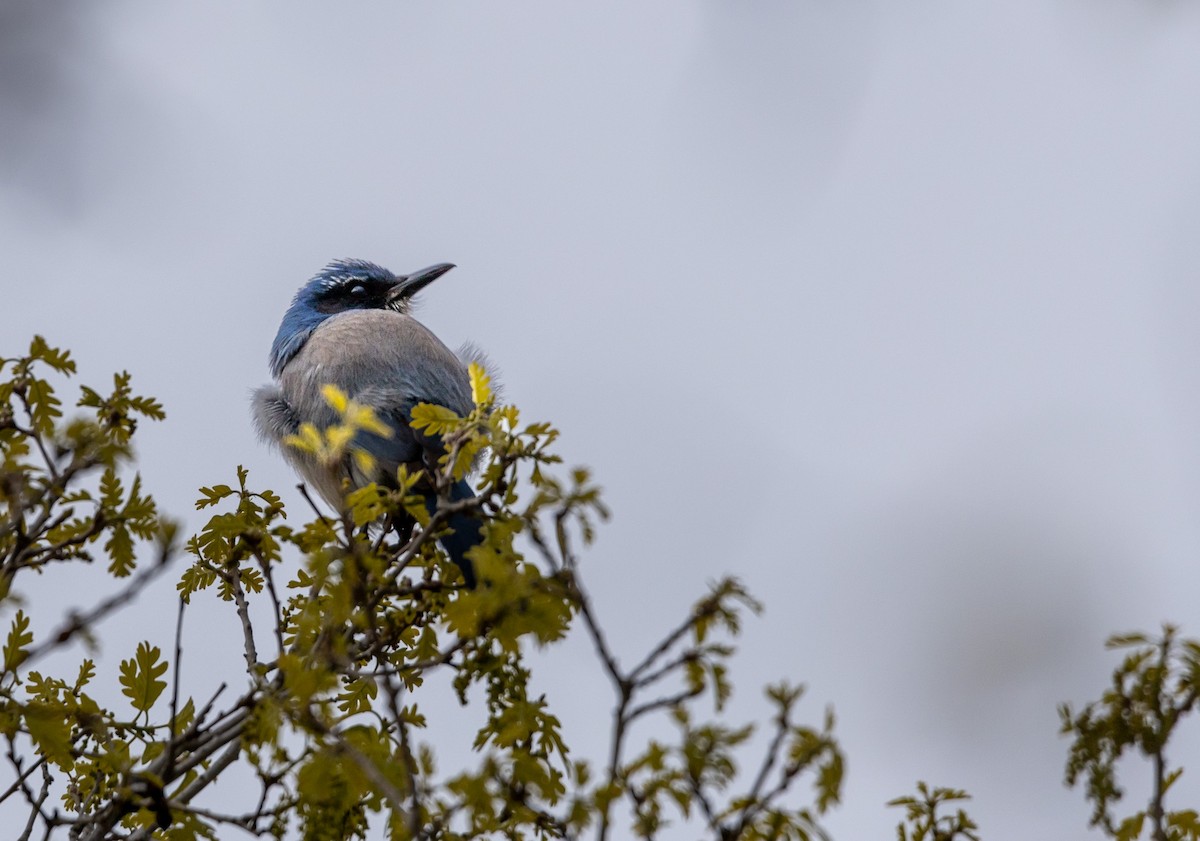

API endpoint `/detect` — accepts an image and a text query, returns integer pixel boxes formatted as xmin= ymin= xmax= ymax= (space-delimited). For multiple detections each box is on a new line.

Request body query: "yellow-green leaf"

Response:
xmin=3 ymin=610 xmax=32 ymax=673
xmin=119 ymin=642 xmax=169 ymax=714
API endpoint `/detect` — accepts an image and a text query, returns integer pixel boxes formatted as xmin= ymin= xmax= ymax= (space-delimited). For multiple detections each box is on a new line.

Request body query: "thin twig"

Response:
xmin=625 ymin=688 xmax=703 ymax=724
xmin=257 ymin=553 xmax=286 ymax=659
xmin=224 ymin=567 xmax=259 ymax=675
xmin=20 ymin=543 xmax=172 ymax=667
xmin=630 ymin=613 xmax=703 ymax=682
xmin=633 ymin=649 xmax=699 ymax=690
xmin=17 ymin=760 xmax=52 ymax=841
xmin=727 ymin=707 xmax=792 ymax=839
xmin=377 ymin=658 xmax=423 ymax=840
xmin=165 ymin=598 xmax=186 ymax=780
xmin=0 ymin=753 xmax=45 ymax=804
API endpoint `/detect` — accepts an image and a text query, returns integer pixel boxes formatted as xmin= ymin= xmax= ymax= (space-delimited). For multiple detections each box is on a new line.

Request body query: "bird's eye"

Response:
xmin=349 ymin=284 xmax=367 ymax=297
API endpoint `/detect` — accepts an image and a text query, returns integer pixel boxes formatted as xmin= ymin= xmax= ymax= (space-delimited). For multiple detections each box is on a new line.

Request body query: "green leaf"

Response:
xmin=1168 ymin=810 xmax=1200 ymax=838
xmin=100 ymin=467 xmax=123 ymax=510
xmin=77 ymin=384 xmax=102 ymax=409
xmin=23 ymin=670 xmax=61 ymax=703
xmin=409 ymin=403 xmax=461 ymax=436
xmin=3 ymin=610 xmax=33 ymax=673
xmin=336 ymin=677 xmax=379 ymax=715
xmin=177 ymin=563 xmax=217 ymax=602
xmin=1106 ymin=632 xmax=1151 ymax=649
xmin=75 ymin=659 xmax=96 ymax=691
xmin=24 ymin=702 xmax=74 ymax=768
xmin=129 ymin=394 xmax=165 ymax=421
xmin=121 ymin=474 xmax=158 ymax=531
xmin=196 ymin=484 xmax=234 ymax=510
xmin=105 ymin=523 xmax=135 ymax=577
xmin=119 ymin=642 xmax=169 ymax=714
xmin=29 ymin=335 xmax=76 ymax=374
xmin=469 ymin=361 xmax=493 ymax=407
xmin=172 ymin=697 xmax=196 ymax=736
xmin=26 ymin=378 xmax=62 ymax=435
xmin=1114 ymin=811 xmax=1145 ymax=841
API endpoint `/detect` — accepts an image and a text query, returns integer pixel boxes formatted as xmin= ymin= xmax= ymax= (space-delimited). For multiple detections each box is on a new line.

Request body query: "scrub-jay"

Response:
xmin=252 ymin=258 xmax=483 ymax=587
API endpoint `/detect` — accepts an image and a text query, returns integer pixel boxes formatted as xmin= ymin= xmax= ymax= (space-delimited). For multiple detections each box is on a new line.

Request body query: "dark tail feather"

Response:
xmin=422 ymin=479 xmax=481 ymax=588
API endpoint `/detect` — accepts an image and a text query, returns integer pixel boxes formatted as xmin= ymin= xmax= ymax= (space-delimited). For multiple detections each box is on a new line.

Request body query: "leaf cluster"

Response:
xmin=0 ymin=337 xmax=181 ymax=839
xmin=1061 ymin=626 xmax=1200 ymax=841
xmin=888 ymin=782 xmax=979 ymax=841
xmin=6 ymin=337 xmax=1200 ymax=841
xmin=0 ymin=340 xmax=843 ymax=841
xmin=0 ymin=336 xmax=169 ymax=583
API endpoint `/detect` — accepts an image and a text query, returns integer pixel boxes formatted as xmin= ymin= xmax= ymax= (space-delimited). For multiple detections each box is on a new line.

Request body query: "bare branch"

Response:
xmin=19 ymin=543 xmax=172 ymax=667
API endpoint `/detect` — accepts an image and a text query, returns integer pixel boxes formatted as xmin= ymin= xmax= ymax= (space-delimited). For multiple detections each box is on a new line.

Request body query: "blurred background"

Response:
xmin=3 ymin=1 xmax=1200 ymax=836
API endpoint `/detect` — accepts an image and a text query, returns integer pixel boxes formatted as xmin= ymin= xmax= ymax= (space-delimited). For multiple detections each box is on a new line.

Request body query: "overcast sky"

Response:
xmin=5 ymin=1 xmax=1200 ymax=837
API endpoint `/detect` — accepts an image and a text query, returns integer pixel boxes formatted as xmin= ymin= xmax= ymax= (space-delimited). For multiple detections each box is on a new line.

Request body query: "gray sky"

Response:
xmin=4 ymin=1 xmax=1200 ymax=837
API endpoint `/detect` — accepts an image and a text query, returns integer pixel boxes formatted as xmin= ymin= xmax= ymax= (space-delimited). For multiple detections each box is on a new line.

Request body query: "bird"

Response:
xmin=252 ymin=258 xmax=486 ymax=587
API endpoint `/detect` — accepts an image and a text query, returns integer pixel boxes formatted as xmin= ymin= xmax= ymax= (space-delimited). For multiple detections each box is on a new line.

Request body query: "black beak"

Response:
xmin=387 ymin=263 xmax=455 ymax=302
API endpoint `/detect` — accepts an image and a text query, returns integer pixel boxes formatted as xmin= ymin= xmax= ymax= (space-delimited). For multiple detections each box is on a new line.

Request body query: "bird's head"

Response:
xmin=299 ymin=258 xmax=455 ymax=316
xmin=269 ymin=258 xmax=456 ymax=377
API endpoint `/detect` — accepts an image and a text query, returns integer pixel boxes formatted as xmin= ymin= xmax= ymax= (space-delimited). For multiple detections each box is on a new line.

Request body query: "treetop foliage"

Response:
xmin=0 ymin=337 xmax=843 ymax=840
xmin=0 ymin=336 xmax=1196 ymax=840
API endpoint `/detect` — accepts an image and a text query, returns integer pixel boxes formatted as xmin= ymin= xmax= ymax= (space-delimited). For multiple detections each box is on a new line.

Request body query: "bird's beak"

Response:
xmin=388 ymin=263 xmax=456 ymax=302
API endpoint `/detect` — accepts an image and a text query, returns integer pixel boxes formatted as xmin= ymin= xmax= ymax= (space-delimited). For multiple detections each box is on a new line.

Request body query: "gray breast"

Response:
xmin=282 ymin=309 xmax=471 ymax=419
xmin=253 ymin=310 xmax=472 ymax=507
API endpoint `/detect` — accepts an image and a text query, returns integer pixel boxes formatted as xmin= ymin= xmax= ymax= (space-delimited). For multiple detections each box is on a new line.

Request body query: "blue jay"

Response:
xmin=252 ymin=259 xmax=485 ymax=587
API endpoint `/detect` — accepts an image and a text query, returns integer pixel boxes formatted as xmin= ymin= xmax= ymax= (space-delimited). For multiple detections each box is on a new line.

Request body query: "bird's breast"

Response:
xmin=278 ymin=309 xmax=471 ymax=417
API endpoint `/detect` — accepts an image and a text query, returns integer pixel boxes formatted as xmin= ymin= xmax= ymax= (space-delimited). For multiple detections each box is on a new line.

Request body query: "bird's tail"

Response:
xmin=422 ymin=478 xmax=481 ymax=588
